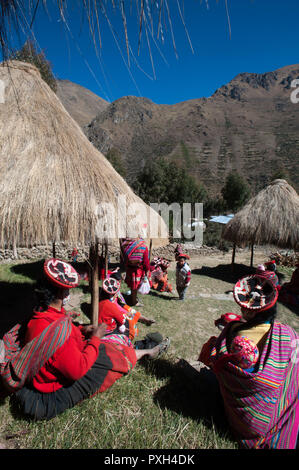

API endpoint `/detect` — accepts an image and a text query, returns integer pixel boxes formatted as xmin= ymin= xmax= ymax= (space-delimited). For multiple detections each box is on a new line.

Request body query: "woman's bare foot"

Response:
xmin=140 ymin=317 xmax=156 ymax=326
xmin=135 ymin=337 xmax=170 ymax=360
xmin=143 ymin=318 xmax=156 ymax=326
xmin=135 ymin=345 xmax=160 ymax=361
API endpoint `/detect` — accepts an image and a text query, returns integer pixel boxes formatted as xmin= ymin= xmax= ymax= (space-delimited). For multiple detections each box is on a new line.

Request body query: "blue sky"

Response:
xmin=4 ymin=0 xmax=299 ymax=104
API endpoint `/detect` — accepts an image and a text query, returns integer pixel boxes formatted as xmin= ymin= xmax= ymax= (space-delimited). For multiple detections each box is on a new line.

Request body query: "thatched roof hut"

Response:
xmin=222 ymin=179 xmax=299 ymax=265
xmin=0 ymin=60 xmax=168 ymax=323
xmin=0 ymin=61 xmax=168 ymax=249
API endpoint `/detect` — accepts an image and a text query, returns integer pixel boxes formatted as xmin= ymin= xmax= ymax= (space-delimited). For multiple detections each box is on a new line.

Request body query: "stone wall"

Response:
xmin=0 ymin=242 xmax=225 ymax=263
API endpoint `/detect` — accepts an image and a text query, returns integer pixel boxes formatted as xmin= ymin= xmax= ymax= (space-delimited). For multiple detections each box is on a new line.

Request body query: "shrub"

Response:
xmin=10 ymin=39 xmax=57 ymax=93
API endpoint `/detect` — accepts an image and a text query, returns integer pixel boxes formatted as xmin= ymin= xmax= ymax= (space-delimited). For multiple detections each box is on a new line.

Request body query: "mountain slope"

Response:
xmin=56 ymin=79 xmax=109 ymax=127
xmin=85 ymin=64 xmax=299 ymax=195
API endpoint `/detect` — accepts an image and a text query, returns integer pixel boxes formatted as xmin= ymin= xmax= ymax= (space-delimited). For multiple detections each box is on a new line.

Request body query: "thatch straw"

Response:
xmin=0 ymin=1 xmax=196 ymax=64
xmin=0 ymin=60 xmax=168 ymax=248
xmin=222 ymin=179 xmax=299 ymax=250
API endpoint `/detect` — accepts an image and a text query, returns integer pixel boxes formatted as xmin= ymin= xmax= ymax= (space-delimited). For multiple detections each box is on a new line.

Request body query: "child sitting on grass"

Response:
xmin=175 ymin=253 xmax=191 ymax=300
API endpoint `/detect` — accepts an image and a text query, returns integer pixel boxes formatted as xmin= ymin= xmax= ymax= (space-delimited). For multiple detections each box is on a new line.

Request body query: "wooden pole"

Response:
xmin=250 ymin=242 xmax=254 ymax=268
xmin=52 ymin=241 xmax=56 ymax=258
xmin=149 ymin=239 xmax=153 ymax=261
xmin=119 ymin=238 xmax=122 ymax=265
xmin=231 ymin=243 xmax=236 ymax=265
xmin=90 ymin=241 xmax=99 ymax=326
xmin=104 ymin=239 xmax=108 ymax=277
xmin=12 ymin=241 xmax=18 ymax=259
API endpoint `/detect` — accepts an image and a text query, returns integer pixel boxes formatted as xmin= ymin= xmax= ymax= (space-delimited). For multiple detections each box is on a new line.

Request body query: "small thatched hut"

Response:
xmin=0 ymin=61 xmax=168 ymax=323
xmin=222 ymin=179 xmax=299 ymax=266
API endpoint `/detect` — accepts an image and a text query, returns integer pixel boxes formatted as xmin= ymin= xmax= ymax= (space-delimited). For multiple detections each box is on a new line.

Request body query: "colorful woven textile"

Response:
xmin=100 ymin=333 xmax=133 ymax=348
xmin=110 ymin=298 xmax=141 ymax=340
xmin=209 ymin=322 xmax=299 ymax=448
xmin=230 ymin=335 xmax=259 ymax=369
xmin=14 ymin=341 xmax=137 ymax=420
xmin=255 ymin=270 xmax=279 ymax=287
xmin=0 ymin=316 xmax=72 ymax=391
xmin=121 ymin=238 xmax=146 ymax=267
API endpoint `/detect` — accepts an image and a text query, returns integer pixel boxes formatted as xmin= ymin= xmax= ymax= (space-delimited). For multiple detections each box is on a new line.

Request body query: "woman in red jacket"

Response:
xmin=13 ymin=259 xmax=169 ymax=420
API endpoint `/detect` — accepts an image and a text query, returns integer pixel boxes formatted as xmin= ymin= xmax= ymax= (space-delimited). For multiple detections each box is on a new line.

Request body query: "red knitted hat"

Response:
xmin=233 ymin=275 xmax=278 ymax=312
xmin=44 ymin=258 xmax=79 ymax=289
xmin=177 ymin=253 xmax=190 ymax=260
xmin=265 ymin=260 xmax=276 ymax=267
xmin=214 ymin=312 xmax=243 ymax=329
xmin=102 ymin=277 xmax=120 ymax=295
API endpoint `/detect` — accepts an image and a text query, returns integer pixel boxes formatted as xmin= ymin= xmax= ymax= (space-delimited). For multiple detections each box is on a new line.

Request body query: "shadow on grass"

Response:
xmin=192 ymin=263 xmax=285 ymax=285
xmin=148 ymin=290 xmax=173 ymax=301
xmin=80 ymin=302 xmax=92 ymax=323
xmin=0 ymin=281 xmax=35 ymax=337
xmin=278 ymin=299 xmax=299 ymax=315
xmin=140 ymin=357 xmax=229 ymax=437
xmin=11 ymin=260 xmax=43 ymax=281
xmin=192 ymin=263 xmax=254 ymax=284
xmin=12 ymin=260 xmax=90 ymax=282
xmin=0 ymin=259 xmax=87 ymax=337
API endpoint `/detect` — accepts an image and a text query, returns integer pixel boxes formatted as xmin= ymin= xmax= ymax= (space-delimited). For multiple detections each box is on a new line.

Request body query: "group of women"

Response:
xmin=0 ymin=242 xmax=298 ymax=449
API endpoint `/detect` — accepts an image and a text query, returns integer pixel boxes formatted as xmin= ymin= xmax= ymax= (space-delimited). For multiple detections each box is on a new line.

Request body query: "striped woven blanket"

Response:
xmin=210 ymin=322 xmax=299 ymax=449
xmin=0 ymin=316 xmax=72 ymax=391
xmin=121 ymin=238 xmax=146 ymax=267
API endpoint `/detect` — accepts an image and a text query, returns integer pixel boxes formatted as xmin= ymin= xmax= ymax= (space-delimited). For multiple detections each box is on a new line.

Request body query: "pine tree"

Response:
xmin=10 ymin=40 xmax=57 ymax=93
xmin=221 ymin=172 xmax=250 ymax=212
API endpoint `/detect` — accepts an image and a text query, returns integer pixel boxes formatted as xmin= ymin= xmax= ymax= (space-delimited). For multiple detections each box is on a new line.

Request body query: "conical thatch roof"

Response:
xmin=222 ymin=179 xmax=299 ymax=250
xmin=0 ymin=61 xmax=168 ymax=248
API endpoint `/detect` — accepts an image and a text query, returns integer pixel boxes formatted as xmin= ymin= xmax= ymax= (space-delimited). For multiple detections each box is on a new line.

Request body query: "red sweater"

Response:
xmin=98 ymin=299 xmax=126 ymax=333
xmin=25 ymin=306 xmax=100 ymax=393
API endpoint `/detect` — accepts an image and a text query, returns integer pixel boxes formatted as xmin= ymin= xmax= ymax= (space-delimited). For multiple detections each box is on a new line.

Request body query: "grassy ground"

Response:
xmin=0 ymin=251 xmax=298 ymax=450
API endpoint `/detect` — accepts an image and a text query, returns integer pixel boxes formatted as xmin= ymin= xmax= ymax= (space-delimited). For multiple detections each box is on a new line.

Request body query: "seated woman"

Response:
xmin=199 ymin=274 xmax=299 ymax=449
xmin=6 ymin=259 xmax=169 ymax=421
xmin=255 ymin=261 xmax=279 ymax=287
xmin=150 ymin=258 xmax=172 ymax=293
xmin=99 ymin=277 xmax=155 ymax=342
xmin=279 ymin=264 xmax=299 ymax=308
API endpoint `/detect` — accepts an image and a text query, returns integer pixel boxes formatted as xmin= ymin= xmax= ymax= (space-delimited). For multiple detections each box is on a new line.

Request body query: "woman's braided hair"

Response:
xmin=34 ymin=277 xmax=61 ymax=310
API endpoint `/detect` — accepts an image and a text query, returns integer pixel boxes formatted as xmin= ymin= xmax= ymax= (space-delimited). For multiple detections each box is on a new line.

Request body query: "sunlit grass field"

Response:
xmin=0 ymin=257 xmax=297 ymax=450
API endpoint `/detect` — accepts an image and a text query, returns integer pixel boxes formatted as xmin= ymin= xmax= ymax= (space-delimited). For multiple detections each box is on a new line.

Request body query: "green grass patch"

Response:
xmin=0 ymin=259 xmax=298 ymax=450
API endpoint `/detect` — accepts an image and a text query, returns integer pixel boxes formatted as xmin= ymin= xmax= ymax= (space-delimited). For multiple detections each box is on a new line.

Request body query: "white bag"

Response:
xmin=138 ymin=277 xmax=150 ymax=295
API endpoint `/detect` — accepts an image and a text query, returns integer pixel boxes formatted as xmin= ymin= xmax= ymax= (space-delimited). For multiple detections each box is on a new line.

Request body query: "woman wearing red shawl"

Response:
xmin=150 ymin=258 xmax=172 ymax=293
xmin=199 ymin=274 xmax=299 ymax=449
xmin=8 ymin=259 xmax=168 ymax=420
xmin=256 ymin=261 xmax=279 ymax=287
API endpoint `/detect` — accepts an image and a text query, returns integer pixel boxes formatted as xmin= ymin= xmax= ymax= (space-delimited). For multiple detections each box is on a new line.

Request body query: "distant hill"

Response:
xmin=56 ymin=79 xmax=109 ymax=128
xmin=84 ymin=64 xmax=299 ymax=195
